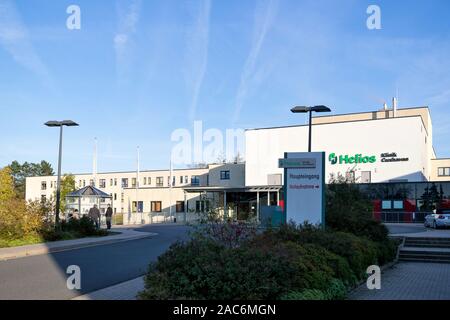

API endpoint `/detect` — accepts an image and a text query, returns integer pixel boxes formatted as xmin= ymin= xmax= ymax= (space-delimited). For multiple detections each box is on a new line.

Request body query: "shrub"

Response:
xmin=0 ymin=198 xmax=47 ymax=240
xmin=139 ymin=236 xmax=353 ymax=300
xmin=326 ymin=177 xmax=390 ymax=243
xmin=60 ymin=216 xmax=101 ymax=237
xmin=139 ymin=239 xmax=290 ymax=300
xmin=258 ymin=224 xmax=377 ymax=281
xmin=281 ymin=289 xmax=327 ymax=300
xmin=281 ymin=278 xmax=347 ymax=300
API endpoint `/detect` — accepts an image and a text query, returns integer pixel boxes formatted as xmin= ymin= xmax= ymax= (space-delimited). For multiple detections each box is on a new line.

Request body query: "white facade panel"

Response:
xmin=245 ymin=116 xmax=430 ymax=186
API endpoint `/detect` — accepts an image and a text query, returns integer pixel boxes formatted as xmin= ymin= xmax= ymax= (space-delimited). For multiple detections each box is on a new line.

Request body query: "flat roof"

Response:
xmin=245 ymin=113 xmax=428 ymax=134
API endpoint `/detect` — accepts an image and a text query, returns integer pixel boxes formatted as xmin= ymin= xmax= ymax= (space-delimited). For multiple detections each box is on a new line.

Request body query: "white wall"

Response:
xmin=245 ymin=116 xmax=430 ymax=185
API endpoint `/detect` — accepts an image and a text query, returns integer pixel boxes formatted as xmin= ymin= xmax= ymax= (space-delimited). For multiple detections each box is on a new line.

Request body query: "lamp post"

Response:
xmin=45 ymin=120 xmax=79 ymax=228
xmin=291 ymin=105 xmax=331 ymax=152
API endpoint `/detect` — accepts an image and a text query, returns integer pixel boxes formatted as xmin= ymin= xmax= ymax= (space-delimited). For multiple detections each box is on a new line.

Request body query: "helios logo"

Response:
xmin=329 ymin=153 xmax=338 ymax=164
xmin=328 ymin=153 xmax=376 ymax=165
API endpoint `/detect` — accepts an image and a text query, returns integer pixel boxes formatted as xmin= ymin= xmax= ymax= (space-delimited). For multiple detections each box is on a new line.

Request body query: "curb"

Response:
xmin=72 ymin=276 xmax=145 ymax=300
xmin=0 ymin=231 xmax=157 ymax=261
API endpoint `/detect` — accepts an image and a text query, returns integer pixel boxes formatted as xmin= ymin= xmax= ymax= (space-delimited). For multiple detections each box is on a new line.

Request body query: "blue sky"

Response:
xmin=0 ymin=0 xmax=449 ymax=173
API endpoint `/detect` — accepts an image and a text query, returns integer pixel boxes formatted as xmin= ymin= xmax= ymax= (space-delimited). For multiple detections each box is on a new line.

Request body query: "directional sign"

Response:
xmin=278 ymin=158 xmax=316 ymax=168
xmin=282 ymin=152 xmax=325 ymax=227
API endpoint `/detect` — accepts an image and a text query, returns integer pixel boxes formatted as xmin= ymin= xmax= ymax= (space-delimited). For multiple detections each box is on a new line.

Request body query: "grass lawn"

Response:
xmin=0 ymin=230 xmax=118 ymax=248
xmin=0 ymin=235 xmax=44 ymax=248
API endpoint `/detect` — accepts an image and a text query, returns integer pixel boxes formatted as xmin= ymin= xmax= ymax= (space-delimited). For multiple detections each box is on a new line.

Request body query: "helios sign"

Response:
xmin=279 ymin=152 xmax=325 ymax=227
xmin=328 ymin=153 xmax=376 ymax=165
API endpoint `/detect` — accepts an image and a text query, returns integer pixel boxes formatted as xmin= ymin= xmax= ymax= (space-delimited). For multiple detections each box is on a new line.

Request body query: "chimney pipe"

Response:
xmin=392 ymin=97 xmax=397 ymax=117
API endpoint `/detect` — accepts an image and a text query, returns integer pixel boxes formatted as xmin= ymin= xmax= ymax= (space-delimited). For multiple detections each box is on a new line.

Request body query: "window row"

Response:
xmin=131 ymin=200 xmax=209 ymax=213
xmin=438 ymin=167 xmax=450 ymax=177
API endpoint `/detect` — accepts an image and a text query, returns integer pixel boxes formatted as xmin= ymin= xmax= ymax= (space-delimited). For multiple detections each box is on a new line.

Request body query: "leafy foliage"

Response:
xmin=55 ymin=174 xmax=76 ymax=213
xmin=326 ymin=173 xmax=389 ymax=242
xmin=8 ymin=160 xmax=54 ymax=199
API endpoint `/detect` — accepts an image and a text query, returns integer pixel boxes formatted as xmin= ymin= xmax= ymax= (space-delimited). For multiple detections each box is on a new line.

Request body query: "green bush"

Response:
xmin=139 ymin=235 xmax=354 ymax=300
xmin=326 ymin=178 xmax=390 ymax=243
xmin=258 ymin=224 xmax=376 ymax=281
xmin=281 ymin=289 xmax=327 ymax=300
xmin=280 ymin=279 xmax=347 ymax=300
xmin=139 ymin=239 xmax=290 ymax=300
xmin=59 ymin=216 xmax=106 ymax=237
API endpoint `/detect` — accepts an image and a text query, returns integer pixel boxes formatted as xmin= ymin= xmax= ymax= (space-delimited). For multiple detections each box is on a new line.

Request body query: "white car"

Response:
xmin=424 ymin=210 xmax=450 ymax=229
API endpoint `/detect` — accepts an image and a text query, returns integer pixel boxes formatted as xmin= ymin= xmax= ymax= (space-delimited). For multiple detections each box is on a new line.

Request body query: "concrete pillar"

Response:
xmin=184 ymin=191 xmax=187 ymax=223
xmin=256 ymin=191 xmax=260 ymax=222
xmin=224 ymin=191 xmax=227 ymax=220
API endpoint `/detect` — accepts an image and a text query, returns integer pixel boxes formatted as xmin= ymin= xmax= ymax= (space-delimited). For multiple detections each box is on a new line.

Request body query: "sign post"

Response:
xmin=279 ymin=152 xmax=325 ymax=227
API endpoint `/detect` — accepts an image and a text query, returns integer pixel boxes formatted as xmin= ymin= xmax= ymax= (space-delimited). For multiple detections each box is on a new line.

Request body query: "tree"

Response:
xmin=8 ymin=160 xmax=54 ymax=199
xmin=55 ymin=174 xmax=76 ymax=213
xmin=0 ymin=167 xmax=15 ymax=204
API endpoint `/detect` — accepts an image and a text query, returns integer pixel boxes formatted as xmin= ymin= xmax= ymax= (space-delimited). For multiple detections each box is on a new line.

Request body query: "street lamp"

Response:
xmin=291 ymin=105 xmax=331 ymax=152
xmin=45 ymin=120 xmax=79 ymax=227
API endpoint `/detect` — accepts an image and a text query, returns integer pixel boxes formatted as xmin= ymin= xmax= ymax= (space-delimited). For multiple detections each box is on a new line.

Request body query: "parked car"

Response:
xmin=424 ymin=210 xmax=450 ymax=229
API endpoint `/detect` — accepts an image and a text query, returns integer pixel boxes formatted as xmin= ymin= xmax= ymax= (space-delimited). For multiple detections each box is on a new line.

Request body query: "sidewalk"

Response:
xmin=349 ymin=262 xmax=450 ymax=300
xmin=73 ymin=276 xmax=145 ymax=300
xmin=0 ymin=227 xmax=156 ymax=261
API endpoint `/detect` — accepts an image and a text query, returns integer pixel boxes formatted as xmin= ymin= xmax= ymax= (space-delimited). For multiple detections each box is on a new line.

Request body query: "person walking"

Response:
xmin=88 ymin=204 xmax=101 ymax=229
xmin=105 ymin=204 xmax=113 ymax=230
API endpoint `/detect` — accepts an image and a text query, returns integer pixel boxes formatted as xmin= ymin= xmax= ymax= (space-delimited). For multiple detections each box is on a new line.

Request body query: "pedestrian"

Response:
xmin=88 ymin=204 xmax=101 ymax=229
xmin=105 ymin=204 xmax=113 ymax=230
xmin=72 ymin=209 xmax=80 ymax=220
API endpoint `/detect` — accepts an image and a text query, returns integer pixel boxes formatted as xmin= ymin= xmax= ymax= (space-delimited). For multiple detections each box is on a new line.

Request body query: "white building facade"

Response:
xmin=245 ymin=107 xmax=450 ymax=186
xmin=25 ymin=106 xmax=450 ymax=224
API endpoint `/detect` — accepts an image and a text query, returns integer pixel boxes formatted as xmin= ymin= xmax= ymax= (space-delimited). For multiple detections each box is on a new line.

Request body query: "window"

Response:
xmin=172 ymin=176 xmax=176 ymax=186
xmin=180 ymin=176 xmax=183 ymax=184
xmin=156 ymin=177 xmax=164 ymax=187
xmin=393 ymin=201 xmax=404 ymax=209
xmin=114 ymin=178 xmax=117 ymax=186
xmin=195 ymin=200 xmax=209 ymax=213
xmin=99 ymin=179 xmax=106 ymax=188
xmin=144 ymin=177 xmax=147 ymax=185
xmin=41 ymin=195 xmax=46 ymax=202
xmin=41 ymin=181 xmax=47 ymax=191
xmin=438 ymin=167 xmax=450 ymax=177
xmin=381 ymin=200 xmax=392 ymax=210
xmin=114 ymin=193 xmax=117 ymax=201
xmin=191 ymin=176 xmax=200 ymax=186
xmin=176 ymin=201 xmax=185 ymax=213
xmin=148 ymin=177 xmax=151 ymax=185
xmin=90 ymin=179 xmax=94 ymax=186
xmin=345 ymin=171 xmax=355 ymax=182
xmin=167 ymin=176 xmax=170 ymax=186
xmin=220 ymin=170 xmax=230 ymax=180
xmin=185 ymin=176 xmax=188 ymax=183
xmin=132 ymin=201 xmax=143 ymax=213
xmin=132 ymin=178 xmax=137 ymax=188
xmin=151 ymin=201 xmax=162 ymax=212
xmin=110 ymin=179 xmax=113 ymax=186
xmin=83 ymin=180 xmax=86 ymax=187
xmin=361 ymin=171 xmax=371 ymax=183
xmin=121 ymin=178 xmax=128 ymax=188
xmin=50 ymin=181 xmax=53 ymax=188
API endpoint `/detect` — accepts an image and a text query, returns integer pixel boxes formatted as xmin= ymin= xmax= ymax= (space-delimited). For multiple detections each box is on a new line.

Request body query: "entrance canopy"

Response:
xmin=66 ymin=185 xmax=113 ymax=216
xmin=183 ymin=185 xmax=282 ymax=221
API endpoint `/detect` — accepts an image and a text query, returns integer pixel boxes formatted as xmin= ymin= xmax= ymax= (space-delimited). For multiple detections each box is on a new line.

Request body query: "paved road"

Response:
xmin=0 ymin=224 xmax=190 ymax=300
xmin=349 ymin=262 xmax=450 ymax=300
